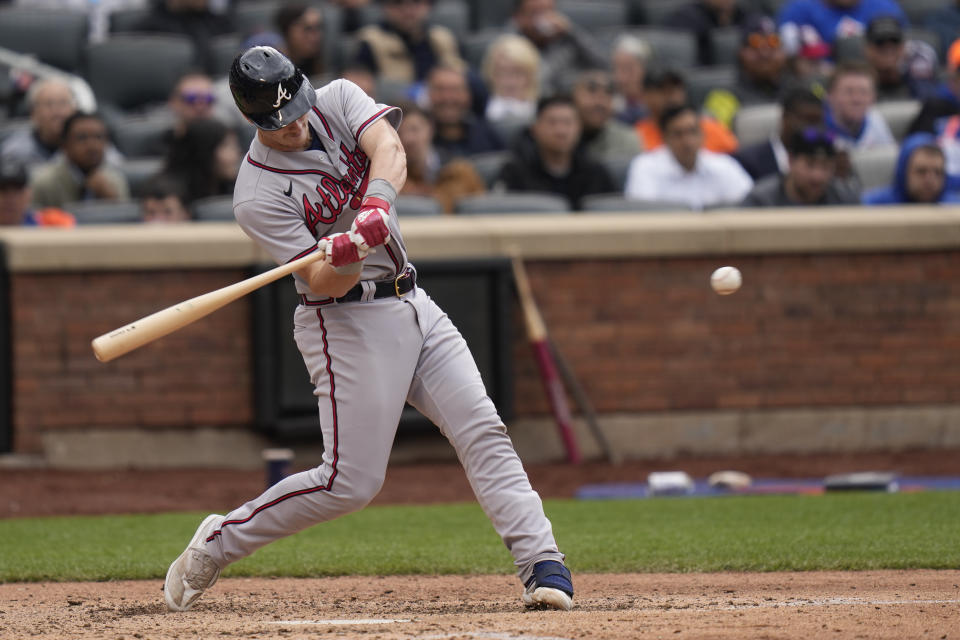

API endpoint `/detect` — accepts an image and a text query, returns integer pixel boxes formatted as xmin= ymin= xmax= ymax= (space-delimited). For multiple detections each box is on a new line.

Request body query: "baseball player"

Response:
xmin=163 ymin=46 xmax=574 ymax=612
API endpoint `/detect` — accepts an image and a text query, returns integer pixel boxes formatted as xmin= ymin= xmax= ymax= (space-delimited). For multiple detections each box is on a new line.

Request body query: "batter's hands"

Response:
xmin=318 ymin=232 xmax=370 ymax=268
xmin=350 ymin=197 xmax=391 ymax=250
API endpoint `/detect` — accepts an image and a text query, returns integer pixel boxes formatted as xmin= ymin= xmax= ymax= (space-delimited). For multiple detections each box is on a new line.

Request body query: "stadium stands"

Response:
xmin=64 ymin=199 xmax=141 ymax=224
xmin=850 ymin=144 xmax=900 ymax=191
xmin=396 ymin=194 xmax=444 ymax=217
xmin=84 ymin=35 xmax=197 ymax=113
xmin=580 ymin=193 xmax=691 ymax=212
xmin=1 ymin=0 xmax=957 ymax=220
xmin=191 ymin=195 xmax=236 ymax=222
xmin=455 ymin=192 xmax=572 ymax=215
xmin=0 ymin=8 xmax=88 ymax=74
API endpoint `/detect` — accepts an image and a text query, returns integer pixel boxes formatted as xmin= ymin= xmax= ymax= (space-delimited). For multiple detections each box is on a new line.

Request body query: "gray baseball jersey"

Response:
xmin=234 ymin=79 xmax=405 ymax=291
xmin=204 ymin=79 xmax=564 ymax=587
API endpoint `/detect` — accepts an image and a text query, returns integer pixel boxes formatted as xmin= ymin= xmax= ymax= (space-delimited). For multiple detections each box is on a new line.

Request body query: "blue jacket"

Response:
xmin=862 ymin=133 xmax=960 ymax=204
xmin=778 ymin=0 xmax=906 ymax=51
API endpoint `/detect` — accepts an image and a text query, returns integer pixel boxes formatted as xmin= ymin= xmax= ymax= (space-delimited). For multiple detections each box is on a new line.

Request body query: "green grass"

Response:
xmin=2 ymin=492 xmax=959 ymax=583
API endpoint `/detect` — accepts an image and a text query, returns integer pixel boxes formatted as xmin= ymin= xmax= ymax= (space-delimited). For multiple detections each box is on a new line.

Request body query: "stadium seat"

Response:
xmin=234 ymin=1 xmax=281 ymax=36
xmin=472 ymin=0 xmax=514 ymax=30
xmin=318 ymin=3 xmax=344 ymax=76
xmin=875 ymin=100 xmax=922 ymax=142
xmin=331 ymin=36 xmax=361 ymax=74
xmin=581 ymin=193 xmax=691 ymax=213
xmin=209 ymin=34 xmax=243 ymax=77
xmin=489 ymin=117 xmax=529 ymax=150
xmin=0 ymin=8 xmax=88 ymax=73
xmin=396 ymin=194 xmax=443 ymax=216
xmin=455 ymin=192 xmax=571 ymax=215
xmin=191 ymin=195 xmax=236 ymax=222
xmin=557 ymin=0 xmax=627 ymax=33
xmin=108 ymin=8 xmax=151 ymax=33
xmin=686 ymin=65 xmax=738 ymax=109
xmin=120 ymin=156 xmax=165 ymax=198
xmin=467 ymin=151 xmax=512 ymax=188
xmin=64 ymin=199 xmax=142 ymax=224
xmin=905 ymin=27 xmax=941 ymax=54
xmin=111 ymin=113 xmax=175 ymax=158
xmin=85 ymin=35 xmax=197 ymax=113
xmin=752 ymin=0 xmax=791 ymax=15
xmin=834 ymin=35 xmax=866 ymax=63
xmin=636 ymin=0 xmax=693 ymax=26
xmin=462 ymin=28 xmax=503 ymax=70
xmin=354 ymin=2 xmax=382 ymax=27
xmin=374 ymin=77 xmax=415 ymax=107
xmin=733 ymin=103 xmax=781 ymax=147
xmin=710 ymin=27 xmax=742 ymax=67
xmin=431 ymin=0 xmax=470 ymax=41
xmin=0 ymin=119 xmax=30 ymax=147
xmin=613 ymin=28 xmax=698 ymax=68
xmin=602 ymin=155 xmax=637 ymax=193
xmin=901 ymin=0 xmax=951 ymax=26
xmin=850 ymin=144 xmax=899 ymax=191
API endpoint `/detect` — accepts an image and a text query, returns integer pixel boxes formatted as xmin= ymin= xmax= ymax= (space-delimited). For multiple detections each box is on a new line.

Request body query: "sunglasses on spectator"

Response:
xmin=746 ymin=33 xmax=780 ymax=49
xmin=870 ymin=37 xmax=902 ymax=47
xmin=180 ymin=91 xmax=216 ymax=105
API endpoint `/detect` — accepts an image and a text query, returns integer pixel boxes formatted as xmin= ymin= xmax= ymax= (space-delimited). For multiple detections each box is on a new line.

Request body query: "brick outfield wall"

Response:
xmin=10 ymin=251 xmax=960 ymax=454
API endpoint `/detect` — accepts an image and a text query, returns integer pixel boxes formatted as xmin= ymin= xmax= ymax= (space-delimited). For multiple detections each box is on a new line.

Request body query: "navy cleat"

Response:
xmin=522 ymin=560 xmax=574 ymax=610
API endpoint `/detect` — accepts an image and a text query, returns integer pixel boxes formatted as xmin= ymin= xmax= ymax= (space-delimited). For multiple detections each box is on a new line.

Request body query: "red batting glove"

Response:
xmin=351 ymin=197 xmax=391 ymax=249
xmin=319 ymin=233 xmax=365 ymax=267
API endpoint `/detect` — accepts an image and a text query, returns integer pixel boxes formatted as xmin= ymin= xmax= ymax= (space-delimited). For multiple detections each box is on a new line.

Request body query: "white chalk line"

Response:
xmin=702 ymin=598 xmax=960 ymax=611
xmin=266 ymin=626 xmax=573 ymax=640
xmin=418 ymin=634 xmax=575 ymax=640
xmin=267 ymin=618 xmax=411 ymax=625
xmin=262 ymin=599 xmax=960 ymax=635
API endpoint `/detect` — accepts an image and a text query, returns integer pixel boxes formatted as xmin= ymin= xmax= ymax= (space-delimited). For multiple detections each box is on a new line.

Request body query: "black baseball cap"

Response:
xmin=740 ymin=14 xmax=778 ymax=46
xmin=0 ymin=159 xmax=27 ymax=188
xmin=788 ymin=127 xmax=837 ymax=157
xmin=866 ymin=16 xmax=903 ymax=44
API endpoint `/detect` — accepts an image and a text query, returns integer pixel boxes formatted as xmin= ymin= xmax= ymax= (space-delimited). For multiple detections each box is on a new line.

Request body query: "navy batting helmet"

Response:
xmin=229 ymin=46 xmax=316 ymax=130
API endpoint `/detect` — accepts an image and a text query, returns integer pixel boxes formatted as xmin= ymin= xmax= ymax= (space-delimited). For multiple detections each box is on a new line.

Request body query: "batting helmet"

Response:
xmin=229 ymin=46 xmax=316 ymax=131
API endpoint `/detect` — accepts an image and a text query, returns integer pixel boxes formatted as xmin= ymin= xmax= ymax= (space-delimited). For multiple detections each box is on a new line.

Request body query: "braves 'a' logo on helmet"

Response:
xmin=273 ymin=83 xmax=293 ymax=108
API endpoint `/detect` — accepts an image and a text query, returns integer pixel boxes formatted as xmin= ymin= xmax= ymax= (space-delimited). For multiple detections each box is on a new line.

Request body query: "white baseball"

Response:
xmin=710 ymin=266 xmax=742 ymax=295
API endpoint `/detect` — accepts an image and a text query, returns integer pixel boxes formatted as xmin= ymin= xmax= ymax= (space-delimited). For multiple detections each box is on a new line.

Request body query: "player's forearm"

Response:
xmin=299 ymin=261 xmax=363 ymax=298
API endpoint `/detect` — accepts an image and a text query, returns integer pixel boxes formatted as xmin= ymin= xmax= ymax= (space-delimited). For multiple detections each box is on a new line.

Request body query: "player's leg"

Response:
xmin=211 ymin=301 xmax=420 ymax=563
xmin=165 ymin=300 xmax=420 ymax=610
xmin=403 ymin=289 xmax=572 ymax=609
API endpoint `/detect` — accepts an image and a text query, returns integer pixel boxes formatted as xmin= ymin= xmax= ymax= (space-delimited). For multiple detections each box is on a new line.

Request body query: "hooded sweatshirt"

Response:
xmin=862 ymin=133 xmax=960 ymax=204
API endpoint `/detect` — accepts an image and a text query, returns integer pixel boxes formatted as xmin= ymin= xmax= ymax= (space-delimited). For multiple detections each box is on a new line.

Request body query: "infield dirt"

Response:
xmin=2 ymin=570 xmax=958 ymax=639
xmin=3 ymin=451 xmax=959 ymax=639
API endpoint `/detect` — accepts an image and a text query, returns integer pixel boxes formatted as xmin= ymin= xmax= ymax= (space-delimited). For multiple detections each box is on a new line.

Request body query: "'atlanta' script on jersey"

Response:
xmin=302 ymin=142 xmax=369 ymax=234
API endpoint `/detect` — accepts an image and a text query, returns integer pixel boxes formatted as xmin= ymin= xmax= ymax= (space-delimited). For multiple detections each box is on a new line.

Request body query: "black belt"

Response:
xmin=299 ymin=267 xmax=415 ymax=305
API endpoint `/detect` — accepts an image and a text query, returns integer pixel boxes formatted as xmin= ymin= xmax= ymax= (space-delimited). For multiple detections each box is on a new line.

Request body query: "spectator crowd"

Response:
xmin=2 ymin=0 xmax=960 ymax=225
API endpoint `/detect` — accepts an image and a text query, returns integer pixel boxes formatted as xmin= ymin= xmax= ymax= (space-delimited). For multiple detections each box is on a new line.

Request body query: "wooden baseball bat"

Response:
xmin=91 ymin=249 xmax=326 ymax=363
xmin=548 ymin=338 xmax=621 ymax=465
xmin=510 ymin=253 xmax=582 ymax=464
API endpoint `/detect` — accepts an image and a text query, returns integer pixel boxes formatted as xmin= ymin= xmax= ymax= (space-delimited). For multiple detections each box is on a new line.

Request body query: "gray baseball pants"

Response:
xmin=202 ymin=286 xmax=563 ymax=585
